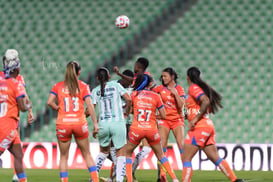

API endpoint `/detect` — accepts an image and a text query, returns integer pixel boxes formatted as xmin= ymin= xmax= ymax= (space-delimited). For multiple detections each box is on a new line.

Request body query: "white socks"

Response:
xmin=132 ymin=146 xmax=152 ymax=173
xmin=116 ymin=156 xmax=126 ymax=182
xmin=110 ymin=147 xmax=117 ymax=164
xmin=110 ymin=147 xmax=117 ymax=177
xmin=95 ymin=152 xmax=109 ymax=172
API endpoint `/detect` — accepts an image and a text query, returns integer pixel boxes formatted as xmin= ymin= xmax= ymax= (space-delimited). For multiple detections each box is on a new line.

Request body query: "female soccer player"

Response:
xmin=91 ymin=67 xmax=131 ymax=182
xmin=125 ymin=74 xmax=179 ymax=182
xmin=47 ymin=61 xmax=99 ymax=182
xmin=0 ymin=58 xmax=32 ymax=182
xmin=1 ymin=49 xmax=33 ymax=182
xmin=99 ymin=69 xmax=134 ymax=182
xmin=114 ymin=58 xmax=154 ymax=181
xmin=182 ymin=67 xmax=243 ymax=182
xmin=153 ymin=67 xmax=185 ymax=182
xmin=2 ymin=49 xmax=33 ymax=124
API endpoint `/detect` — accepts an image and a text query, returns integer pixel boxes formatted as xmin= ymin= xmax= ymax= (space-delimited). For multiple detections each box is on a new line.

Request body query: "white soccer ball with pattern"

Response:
xmin=115 ymin=15 xmax=130 ymax=29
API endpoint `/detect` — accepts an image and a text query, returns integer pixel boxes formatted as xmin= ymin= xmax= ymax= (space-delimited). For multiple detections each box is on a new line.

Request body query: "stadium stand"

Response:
xmin=0 ymin=0 xmax=179 ymax=141
xmin=112 ymin=0 xmax=273 ymax=143
xmin=1 ymin=0 xmax=272 ymax=144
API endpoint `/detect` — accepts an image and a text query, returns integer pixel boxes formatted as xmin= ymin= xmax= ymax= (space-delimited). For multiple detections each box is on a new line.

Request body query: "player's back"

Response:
xmin=131 ymin=90 xmax=163 ymax=130
xmin=186 ymin=84 xmax=212 ymax=128
xmin=0 ymin=71 xmax=25 ymax=86
xmin=0 ymin=76 xmax=26 ymax=129
xmin=92 ymin=80 xmax=127 ymax=123
xmin=51 ymin=80 xmax=90 ymax=125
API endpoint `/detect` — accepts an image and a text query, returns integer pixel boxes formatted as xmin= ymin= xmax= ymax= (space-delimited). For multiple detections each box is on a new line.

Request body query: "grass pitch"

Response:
xmin=1 ymin=169 xmax=272 ymax=182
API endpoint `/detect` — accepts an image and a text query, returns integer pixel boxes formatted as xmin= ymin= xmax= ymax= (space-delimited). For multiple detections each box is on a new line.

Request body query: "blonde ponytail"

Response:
xmin=64 ymin=61 xmax=81 ymax=96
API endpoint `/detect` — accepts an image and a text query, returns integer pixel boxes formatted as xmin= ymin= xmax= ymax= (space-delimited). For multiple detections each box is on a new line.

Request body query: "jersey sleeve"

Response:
xmin=177 ymin=85 xmax=186 ymax=98
xmin=50 ymin=83 xmax=58 ymax=96
xmin=81 ymin=84 xmax=91 ymax=100
xmin=152 ymin=85 xmax=160 ymax=93
xmin=189 ymin=84 xmax=205 ymax=101
xmin=17 ymin=75 xmax=26 ymax=87
xmin=91 ymin=88 xmax=98 ymax=104
xmin=117 ymin=82 xmax=128 ymax=96
xmin=155 ymin=94 xmax=164 ymax=110
xmin=15 ymin=82 xmax=26 ymax=100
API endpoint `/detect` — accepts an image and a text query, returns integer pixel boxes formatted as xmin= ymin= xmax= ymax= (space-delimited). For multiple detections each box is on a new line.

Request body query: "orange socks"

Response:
xmin=88 ymin=166 xmax=99 ymax=182
xmin=126 ymin=157 xmax=133 ymax=182
xmin=215 ymin=158 xmax=237 ymax=182
xmin=159 ymin=148 xmax=167 ymax=178
xmin=19 ymin=179 xmax=27 ymax=182
xmin=60 ymin=172 xmax=68 ymax=182
xmin=182 ymin=162 xmax=193 ymax=182
xmin=160 ymin=157 xmax=177 ymax=180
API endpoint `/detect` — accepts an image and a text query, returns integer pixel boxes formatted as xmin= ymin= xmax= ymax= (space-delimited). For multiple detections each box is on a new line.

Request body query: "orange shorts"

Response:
xmin=184 ymin=126 xmax=215 ymax=148
xmin=128 ymin=128 xmax=161 ymax=146
xmin=56 ymin=123 xmax=89 ymax=141
xmin=158 ymin=118 xmax=184 ymax=130
xmin=0 ymin=128 xmax=21 ymax=152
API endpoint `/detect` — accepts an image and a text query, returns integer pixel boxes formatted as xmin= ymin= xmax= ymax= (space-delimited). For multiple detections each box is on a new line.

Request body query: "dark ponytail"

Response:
xmin=96 ymin=67 xmax=110 ymax=97
xmin=187 ymin=67 xmax=223 ymax=114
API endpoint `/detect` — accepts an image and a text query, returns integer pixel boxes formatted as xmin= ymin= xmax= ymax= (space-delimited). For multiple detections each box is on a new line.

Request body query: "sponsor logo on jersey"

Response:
xmin=58 ymin=129 xmax=66 ymax=133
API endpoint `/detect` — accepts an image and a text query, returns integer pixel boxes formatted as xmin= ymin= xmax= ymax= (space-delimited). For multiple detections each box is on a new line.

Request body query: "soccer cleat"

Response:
xmin=99 ymin=177 xmax=113 ymax=182
xmin=132 ymin=173 xmax=138 ymax=182
xmin=172 ymin=179 xmax=179 ymax=182
xmin=88 ymin=178 xmax=92 ymax=182
xmin=234 ymin=179 xmax=244 ymax=182
xmin=12 ymin=174 xmax=19 ymax=182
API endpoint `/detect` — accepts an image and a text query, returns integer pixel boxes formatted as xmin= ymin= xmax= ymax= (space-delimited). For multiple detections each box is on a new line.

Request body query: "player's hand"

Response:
xmin=169 ymin=87 xmax=178 ymax=96
xmin=93 ymin=124 xmax=99 ymax=139
xmin=113 ymin=66 xmax=120 ymax=74
xmin=27 ymin=109 xmax=34 ymax=124
xmin=188 ymin=117 xmax=198 ymax=129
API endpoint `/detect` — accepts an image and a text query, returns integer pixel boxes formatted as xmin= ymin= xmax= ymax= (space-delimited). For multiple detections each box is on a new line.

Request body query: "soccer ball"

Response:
xmin=115 ymin=15 xmax=130 ymax=29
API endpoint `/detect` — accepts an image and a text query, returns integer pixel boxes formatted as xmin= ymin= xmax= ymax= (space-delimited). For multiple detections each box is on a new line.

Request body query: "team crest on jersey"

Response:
xmin=82 ymin=124 xmax=88 ymax=133
xmin=154 ymin=133 xmax=160 ymax=140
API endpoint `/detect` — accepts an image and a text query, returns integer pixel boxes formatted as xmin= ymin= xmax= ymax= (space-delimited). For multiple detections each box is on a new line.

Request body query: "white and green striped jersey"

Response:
xmin=91 ymin=80 xmax=128 ymax=123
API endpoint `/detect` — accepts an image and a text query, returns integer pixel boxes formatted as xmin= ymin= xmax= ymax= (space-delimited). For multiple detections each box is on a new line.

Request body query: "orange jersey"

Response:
xmin=153 ymin=84 xmax=185 ymax=121
xmin=50 ymin=80 xmax=91 ymax=125
xmin=0 ymin=76 xmax=26 ymax=129
xmin=186 ymin=84 xmax=212 ymax=128
xmin=0 ymin=71 xmax=25 ymax=86
xmin=130 ymin=89 xmax=164 ymax=130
